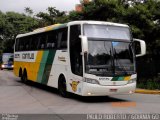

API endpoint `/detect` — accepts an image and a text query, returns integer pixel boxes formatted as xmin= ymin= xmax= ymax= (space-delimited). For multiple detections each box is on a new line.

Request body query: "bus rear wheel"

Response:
xmin=21 ymin=70 xmax=27 ymax=83
xmin=58 ymin=76 xmax=68 ymax=98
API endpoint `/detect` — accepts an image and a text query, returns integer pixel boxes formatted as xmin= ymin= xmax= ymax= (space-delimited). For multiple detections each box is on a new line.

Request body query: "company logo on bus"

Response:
xmin=22 ymin=53 xmax=34 ymax=59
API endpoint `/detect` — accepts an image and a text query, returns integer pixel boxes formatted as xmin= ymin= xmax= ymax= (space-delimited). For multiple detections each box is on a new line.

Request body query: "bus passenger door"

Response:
xmin=69 ymin=25 xmax=83 ymax=95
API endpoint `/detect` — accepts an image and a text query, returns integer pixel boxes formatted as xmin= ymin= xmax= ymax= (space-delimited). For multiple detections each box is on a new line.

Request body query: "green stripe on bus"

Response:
xmin=111 ymin=77 xmax=119 ymax=81
xmin=118 ymin=77 xmax=124 ymax=81
xmin=111 ymin=77 xmax=126 ymax=81
xmin=41 ymin=50 xmax=56 ymax=84
xmin=37 ymin=51 xmax=49 ymax=83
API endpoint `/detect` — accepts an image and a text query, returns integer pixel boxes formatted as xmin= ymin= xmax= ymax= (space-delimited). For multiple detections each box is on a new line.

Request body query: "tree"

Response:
xmin=69 ymin=0 xmax=124 ymax=22
xmin=36 ymin=7 xmax=68 ymax=26
xmin=69 ymin=0 xmax=160 ymax=54
xmin=0 ymin=11 xmax=5 ymax=52
xmin=24 ymin=7 xmax=33 ymax=16
xmin=0 ymin=11 xmax=39 ymax=52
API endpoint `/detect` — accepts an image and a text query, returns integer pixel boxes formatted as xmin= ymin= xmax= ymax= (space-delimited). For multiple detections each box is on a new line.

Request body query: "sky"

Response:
xmin=0 ymin=0 xmax=80 ymax=14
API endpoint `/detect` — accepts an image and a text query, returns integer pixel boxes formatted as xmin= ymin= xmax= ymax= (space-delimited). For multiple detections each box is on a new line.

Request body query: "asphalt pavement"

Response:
xmin=0 ymin=70 xmax=160 ymax=114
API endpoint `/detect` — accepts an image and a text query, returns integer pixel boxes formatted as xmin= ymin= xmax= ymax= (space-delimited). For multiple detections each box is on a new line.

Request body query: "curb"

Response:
xmin=135 ymin=89 xmax=160 ymax=94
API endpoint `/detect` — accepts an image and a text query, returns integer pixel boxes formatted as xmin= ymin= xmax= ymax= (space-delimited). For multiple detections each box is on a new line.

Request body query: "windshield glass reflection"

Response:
xmin=85 ymin=40 xmax=135 ymax=76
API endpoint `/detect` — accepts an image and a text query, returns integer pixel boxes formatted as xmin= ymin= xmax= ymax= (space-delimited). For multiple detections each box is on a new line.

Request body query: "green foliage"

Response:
xmin=36 ymin=7 xmax=68 ymax=26
xmin=24 ymin=7 xmax=33 ymax=16
xmin=137 ymin=77 xmax=160 ymax=90
xmin=69 ymin=0 xmax=160 ymax=54
xmin=0 ymin=0 xmax=160 ymax=57
xmin=0 ymin=11 xmax=5 ymax=51
xmin=0 ymin=11 xmax=39 ymax=52
xmin=0 ymin=0 xmax=159 ymax=89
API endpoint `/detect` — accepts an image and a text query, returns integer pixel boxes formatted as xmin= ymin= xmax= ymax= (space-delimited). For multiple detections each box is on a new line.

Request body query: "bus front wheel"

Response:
xmin=58 ymin=76 xmax=69 ymax=98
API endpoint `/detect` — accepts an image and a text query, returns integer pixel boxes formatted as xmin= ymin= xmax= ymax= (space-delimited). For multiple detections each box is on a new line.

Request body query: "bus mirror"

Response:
xmin=80 ymin=36 xmax=88 ymax=53
xmin=133 ymin=39 xmax=146 ymax=57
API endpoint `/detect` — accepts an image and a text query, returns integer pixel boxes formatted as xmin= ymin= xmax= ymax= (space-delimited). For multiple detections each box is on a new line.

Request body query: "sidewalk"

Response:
xmin=135 ymin=88 xmax=160 ymax=94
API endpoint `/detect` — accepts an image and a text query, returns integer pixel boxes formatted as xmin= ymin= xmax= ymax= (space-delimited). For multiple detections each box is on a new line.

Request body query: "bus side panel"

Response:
xmin=47 ymin=50 xmax=69 ymax=89
xmin=30 ymin=51 xmax=43 ymax=81
xmin=14 ymin=50 xmax=57 ymax=85
xmin=47 ymin=50 xmax=84 ymax=95
xmin=36 ymin=50 xmax=56 ymax=84
xmin=14 ymin=51 xmax=43 ymax=81
xmin=14 ymin=61 xmax=20 ymax=77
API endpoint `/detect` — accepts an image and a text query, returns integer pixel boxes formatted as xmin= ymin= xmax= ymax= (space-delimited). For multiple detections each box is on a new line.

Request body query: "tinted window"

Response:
xmin=46 ymin=31 xmax=57 ymax=49
xmin=37 ymin=33 xmax=47 ymax=49
xmin=15 ymin=38 xmax=19 ymax=51
xmin=19 ymin=37 xmax=24 ymax=51
xmin=70 ymin=25 xmax=83 ymax=76
xmin=57 ymin=28 xmax=68 ymax=49
xmin=24 ymin=37 xmax=31 ymax=51
xmin=15 ymin=28 xmax=67 ymax=51
xmin=31 ymin=35 xmax=39 ymax=50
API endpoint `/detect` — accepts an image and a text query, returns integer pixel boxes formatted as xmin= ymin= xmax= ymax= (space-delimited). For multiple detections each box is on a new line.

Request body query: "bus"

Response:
xmin=14 ymin=21 xmax=146 ymax=97
xmin=0 ymin=53 xmax=14 ymax=70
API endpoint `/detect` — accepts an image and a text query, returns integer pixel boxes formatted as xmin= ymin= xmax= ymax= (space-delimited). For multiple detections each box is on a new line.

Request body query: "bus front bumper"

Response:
xmin=81 ymin=82 xmax=136 ymax=96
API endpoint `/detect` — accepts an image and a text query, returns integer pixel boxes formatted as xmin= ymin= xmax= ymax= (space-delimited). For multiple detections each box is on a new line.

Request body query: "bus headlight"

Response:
xmin=11 ymin=65 xmax=14 ymax=68
xmin=128 ymin=78 xmax=136 ymax=84
xmin=83 ymin=78 xmax=100 ymax=84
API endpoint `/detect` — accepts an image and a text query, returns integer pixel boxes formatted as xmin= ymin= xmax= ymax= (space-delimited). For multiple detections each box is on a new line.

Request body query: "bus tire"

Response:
xmin=19 ymin=68 xmax=22 ymax=77
xmin=58 ymin=76 xmax=69 ymax=98
xmin=21 ymin=69 xmax=27 ymax=83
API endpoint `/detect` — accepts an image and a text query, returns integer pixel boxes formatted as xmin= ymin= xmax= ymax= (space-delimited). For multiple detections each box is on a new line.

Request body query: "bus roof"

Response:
xmin=16 ymin=21 xmax=129 ymax=38
xmin=16 ymin=23 xmax=67 ymax=38
xmin=67 ymin=21 xmax=129 ymax=27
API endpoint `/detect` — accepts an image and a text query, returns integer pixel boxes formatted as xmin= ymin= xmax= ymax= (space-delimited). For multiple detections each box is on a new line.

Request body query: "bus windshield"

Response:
xmin=84 ymin=24 xmax=135 ymax=76
xmin=84 ymin=24 xmax=131 ymax=40
xmin=2 ymin=53 xmax=14 ymax=63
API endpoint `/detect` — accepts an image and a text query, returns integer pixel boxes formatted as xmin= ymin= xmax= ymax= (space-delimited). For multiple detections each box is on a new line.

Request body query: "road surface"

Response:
xmin=0 ymin=70 xmax=159 ymax=114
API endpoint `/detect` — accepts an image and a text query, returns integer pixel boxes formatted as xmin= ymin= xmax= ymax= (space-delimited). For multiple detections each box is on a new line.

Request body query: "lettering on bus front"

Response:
xmin=22 ymin=53 xmax=34 ymax=59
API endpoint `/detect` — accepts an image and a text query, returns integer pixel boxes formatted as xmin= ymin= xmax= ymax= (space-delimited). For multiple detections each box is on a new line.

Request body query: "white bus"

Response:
xmin=14 ymin=21 xmax=146 ymax=97
xmin=0 ymin=53 xmax=14 ymax=70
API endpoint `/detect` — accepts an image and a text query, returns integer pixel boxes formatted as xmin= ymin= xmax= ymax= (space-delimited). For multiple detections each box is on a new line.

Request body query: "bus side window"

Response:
xmin=15 ymin=38 xmax=19 ymax=51
xmin=19 ymin=37 xmax=24 ymax=51
xmin=25 ymin=37 xmax=31 ymax=51
xmin=70 ymin=25 xmax=83 ymax=76
xmin=46 ymin=31 xmax=57 ymax=49
xmin=37 ymin=33 xmax=47 ymax=50
xmin=30 ymin=35 xmax=38 ymax=50
xmin=57 ymin=28 xmax=68 ymax=49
